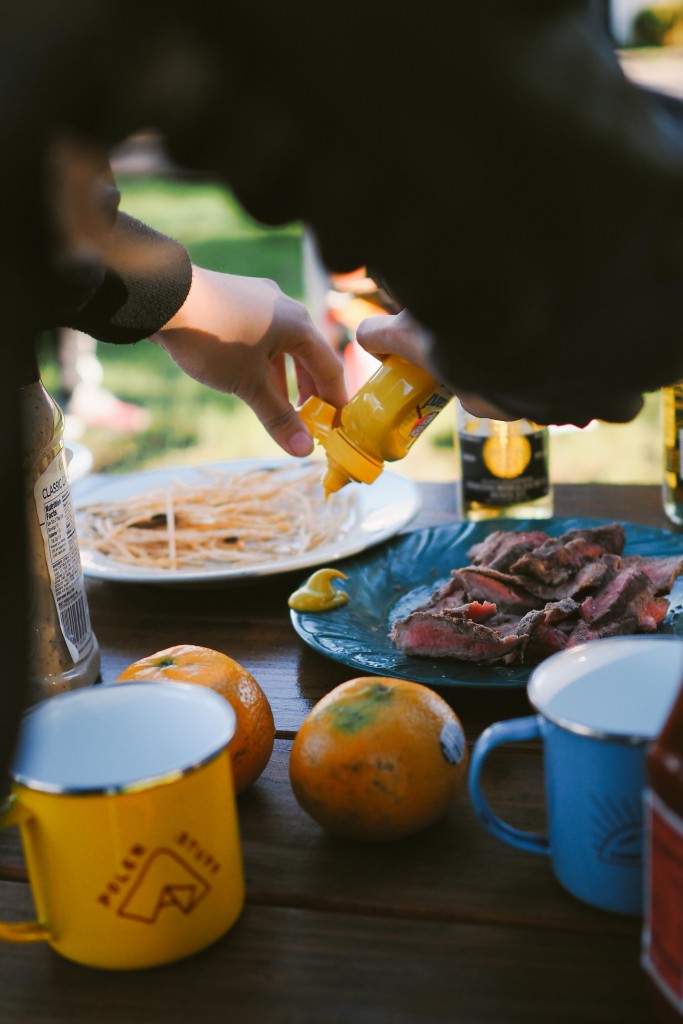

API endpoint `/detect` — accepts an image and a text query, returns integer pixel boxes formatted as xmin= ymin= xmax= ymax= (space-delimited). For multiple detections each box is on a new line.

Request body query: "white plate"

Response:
xmin=72 ymin=458 xmax=421 ymax=585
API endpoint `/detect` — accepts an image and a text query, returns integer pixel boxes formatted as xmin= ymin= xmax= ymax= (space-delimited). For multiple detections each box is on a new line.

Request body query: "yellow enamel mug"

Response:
xmin=0 ymin=681 xmax=244 ymax=969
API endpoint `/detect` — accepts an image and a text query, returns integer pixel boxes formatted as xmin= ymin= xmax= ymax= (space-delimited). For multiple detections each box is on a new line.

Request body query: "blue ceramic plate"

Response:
xmin=289 ymin=516 xmax=683 ymax=689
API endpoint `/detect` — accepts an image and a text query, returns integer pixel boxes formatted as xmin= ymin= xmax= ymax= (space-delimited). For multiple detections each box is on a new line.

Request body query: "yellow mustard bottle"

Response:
xmin=299 ymin=355 xmax=453 ymax=494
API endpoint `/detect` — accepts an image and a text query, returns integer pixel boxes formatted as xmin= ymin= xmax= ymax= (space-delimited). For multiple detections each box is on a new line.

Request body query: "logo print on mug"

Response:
xmin=590 ymin=794 xmax=643 ymax=868
xmin=97 ymin=833 xmax=219 ymax=924
xmin=117 ymin=849 xmax=211 ymax=924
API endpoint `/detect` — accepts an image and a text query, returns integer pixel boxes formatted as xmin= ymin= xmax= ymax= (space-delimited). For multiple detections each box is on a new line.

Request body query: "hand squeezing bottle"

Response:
xmin=298 ymin=355 xmax=453 ymax=495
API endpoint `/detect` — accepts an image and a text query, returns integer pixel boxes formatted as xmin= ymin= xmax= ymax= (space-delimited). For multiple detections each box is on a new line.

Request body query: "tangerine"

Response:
xmin=117 ymin=644 xmax=275 ymax=794
xmin=289 ymin=676 xmax=468 ymax=841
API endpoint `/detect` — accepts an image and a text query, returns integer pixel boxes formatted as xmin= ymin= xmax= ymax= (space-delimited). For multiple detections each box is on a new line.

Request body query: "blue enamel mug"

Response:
xmin=468 ymin=636 xmax=683 ymax=915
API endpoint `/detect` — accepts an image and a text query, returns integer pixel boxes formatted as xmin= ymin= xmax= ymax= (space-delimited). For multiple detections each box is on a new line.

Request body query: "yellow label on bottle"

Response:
xmin=482 ymin=434 xmax=532 ymax=479
xmin=407 ymin=387 xmax=452 ymax=442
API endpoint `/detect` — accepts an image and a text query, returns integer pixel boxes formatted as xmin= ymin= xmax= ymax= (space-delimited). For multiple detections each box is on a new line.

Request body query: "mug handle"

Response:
xmin=468 ymin=715 xmax=550 ymax=856
xmin=0 ymin=795 xmax=51 ymax=943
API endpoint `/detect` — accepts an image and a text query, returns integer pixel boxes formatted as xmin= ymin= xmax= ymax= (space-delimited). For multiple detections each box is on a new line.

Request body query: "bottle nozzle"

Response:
xmin=297 ymin=395 xmax=383 ymax=493
xmin=322 ymin=462 xmax=352 ymax=496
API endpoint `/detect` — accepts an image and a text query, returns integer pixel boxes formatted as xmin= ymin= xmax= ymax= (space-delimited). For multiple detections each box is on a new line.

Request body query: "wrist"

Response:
xmin=154 ymin=264 xmax=202 ymax=335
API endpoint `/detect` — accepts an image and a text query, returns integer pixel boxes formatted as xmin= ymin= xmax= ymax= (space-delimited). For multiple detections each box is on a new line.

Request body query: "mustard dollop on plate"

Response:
xmin=288 ymin=568 xmax=349 ymax=612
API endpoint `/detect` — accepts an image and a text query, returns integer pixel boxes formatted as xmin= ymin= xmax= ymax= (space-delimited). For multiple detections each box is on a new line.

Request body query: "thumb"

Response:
xmin=355 ymin=314 xmax=395 ymax=356
xmin=247 ymin=387 xmax=315 ymax=458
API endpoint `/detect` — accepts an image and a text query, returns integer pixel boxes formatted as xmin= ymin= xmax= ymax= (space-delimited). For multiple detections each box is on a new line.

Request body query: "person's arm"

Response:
xmin=151 ymin=265 xmax=348 ymax=456
xmin=44 ymin=140 xmax=347 ymax=455
xmin=65 ymin=212 xmax=193 ymax=344
xmin=41 ymin=133 xmax=193 ymax=343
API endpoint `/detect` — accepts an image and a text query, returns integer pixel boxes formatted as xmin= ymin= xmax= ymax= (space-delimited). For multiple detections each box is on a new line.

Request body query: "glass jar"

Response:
xmin=21 ymin=353 xmax=100 ymax=702
xmin=456 ymin=405 xmax=553 ymax=521
xmin=662 ymin=384 xmax=683 ymax=528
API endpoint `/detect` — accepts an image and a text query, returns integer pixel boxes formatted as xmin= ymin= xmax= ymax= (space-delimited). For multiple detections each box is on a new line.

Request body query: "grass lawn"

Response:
xmin=38 ymin=172 xmax=664 ymax=486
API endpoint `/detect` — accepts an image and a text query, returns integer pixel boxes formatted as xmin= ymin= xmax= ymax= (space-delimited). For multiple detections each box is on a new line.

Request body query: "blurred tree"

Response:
xmin=633 ymin=3 xmax=683 ymax=44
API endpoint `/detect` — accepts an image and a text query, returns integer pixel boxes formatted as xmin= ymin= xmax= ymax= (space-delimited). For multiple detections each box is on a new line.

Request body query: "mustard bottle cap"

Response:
xmin=297 ymin=396 xmax=336 ymax=440
xmin=297 ymin=395 xmax=385 ymax=492
xmin=323 ymin=432 xmax=383 ymax=487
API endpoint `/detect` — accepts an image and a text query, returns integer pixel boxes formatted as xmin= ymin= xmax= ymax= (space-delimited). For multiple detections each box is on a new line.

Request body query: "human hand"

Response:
xmin=355 ymin=308 xmax=434 ymax=369
xmin=151 ymin=266 xmax=347 ymax=456
xmin=356 ymin=309 xmax=516 ymax=421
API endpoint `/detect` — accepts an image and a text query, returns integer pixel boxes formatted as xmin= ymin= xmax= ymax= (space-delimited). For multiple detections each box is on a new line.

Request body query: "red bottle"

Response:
xmin=643 ymin=680 xmax=683 ymax=1022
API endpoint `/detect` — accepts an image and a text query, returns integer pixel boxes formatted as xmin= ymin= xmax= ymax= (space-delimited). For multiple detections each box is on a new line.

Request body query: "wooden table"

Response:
xmin=0 ymin=483 xmax=674 ymax=1023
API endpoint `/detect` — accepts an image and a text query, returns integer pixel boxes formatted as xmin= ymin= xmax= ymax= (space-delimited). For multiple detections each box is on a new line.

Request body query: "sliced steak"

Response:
xmin=390 ymin=609 xmax=530 ymax=663
xmin=466 ymin=530 xmax=549 ymax=572
xmin=541 ymin=597 xmax=581 ymax=624
xmin=580 ymin=564 xmax=670 ymax=632
xmin=413 ymin=572 xmax=466 ymax=614
xmin=621 ymin=554 xmax=683 ymax=595
xmin=388 ymin=521 xmax=681 ymax=668
xmin=565 ymin=620 xmax=634 ymax=647
xmin=512 ymin=608 xmax=569 ymax=663
xmin=457 ymin=567 xmax=538 ymax=614
xmin=509 ymin=524 xmax=626 ymax=585
xmin=566 ymin=559 xmax=612 ymax=595
xmin=511 ymin=559 xmax=612 ymax=602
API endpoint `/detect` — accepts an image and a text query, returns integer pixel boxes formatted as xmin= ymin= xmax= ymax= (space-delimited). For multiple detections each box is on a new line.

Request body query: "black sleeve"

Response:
xmin=66 ymin=212 xmax=193 ymax=344
xmin=170 ymin=2 xmax=683 ymax=428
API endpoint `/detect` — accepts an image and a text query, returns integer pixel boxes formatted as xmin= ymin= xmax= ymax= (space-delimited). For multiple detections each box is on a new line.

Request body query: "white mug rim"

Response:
xmin=527 ymin=635 xmax=683 ymax=745
xmin=11 ymin=681 xmax=237 ymax=796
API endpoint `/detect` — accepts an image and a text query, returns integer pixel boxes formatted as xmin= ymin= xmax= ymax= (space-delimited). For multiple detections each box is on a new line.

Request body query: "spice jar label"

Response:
xmin=33 ymin=449 xmax=95 ymax=663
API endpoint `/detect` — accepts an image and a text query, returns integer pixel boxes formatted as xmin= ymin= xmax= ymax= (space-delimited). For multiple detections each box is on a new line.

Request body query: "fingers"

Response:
xmin=268 ymin=351 xmax=289 ymax=399
xmin=270 ymin=294 xmax=346 ymax=405
xmin=291 ymin=359 xmax=316 ymax=407
xmin=456 ymin=390 xmax=518 ymax=421
xmin=356 ymin=309 xmax=432 ymax=367
xmin=355 ymin=313 xmax=395 ymax=357
xmin=246 ymin=379 xmax=316 ymax=457
xmin=289 ymin=334 xmax=347 ymax=409
xmin=250 ymin=328 xmax=346 ymax=457
xmin=158 ymin=273 xmax=348 ymax=457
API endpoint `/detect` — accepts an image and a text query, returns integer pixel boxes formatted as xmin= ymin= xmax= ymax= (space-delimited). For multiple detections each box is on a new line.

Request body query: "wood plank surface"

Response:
xmin=0 ymin=740 xmax=643 ymax=935
xmin=0 ymin=882 xmax=650 ymax=1024
xmin=0 ymin=483 xmax=673 ymax=1023
xmin=239 ymin=742 xmax=642 ymax=934
xmin=425 ymin=481 xmax=672 ymax=531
